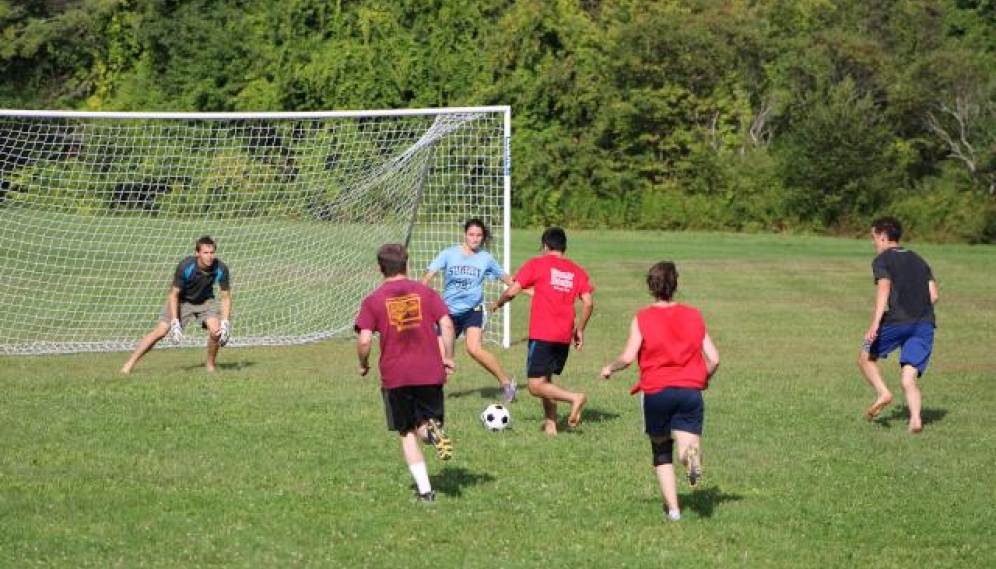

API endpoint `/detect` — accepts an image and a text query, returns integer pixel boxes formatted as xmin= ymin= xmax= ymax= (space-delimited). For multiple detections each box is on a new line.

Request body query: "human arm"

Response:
xmin=216 ymin=289 xmax=232 ymax=345
xmin=573 ymin=292 xmax=594 ymax=350
xmin=167 ymin=286 xmax=181 ymax=321
xmin=601 ymin=316 xmax=642 ymax=378
xmin=438 ymin=315 xmax=456 ymax=375
xmin=167 ymin=286 xmax=183 ymax=343
xmin=865 ymin=278 xmax=891 ymax=343
xmin=929 ymin=279 xmax=939 ymax=305
xmin=421 ymin=270 xmax=438 ymax=287
xmin=356 ymin=328 xmax=374 ymax=376
xmin=702 ymin=332 xmax=720 ymax=379
xmin=490 ymin=280 xmax=523 ymax=312
xmin=500 ymin=274 xmax=532 ymax=296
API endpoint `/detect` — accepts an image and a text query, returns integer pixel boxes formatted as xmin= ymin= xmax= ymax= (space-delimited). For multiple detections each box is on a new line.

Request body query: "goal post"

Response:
xmin=0 ymin=106 xmax=512 ymax=355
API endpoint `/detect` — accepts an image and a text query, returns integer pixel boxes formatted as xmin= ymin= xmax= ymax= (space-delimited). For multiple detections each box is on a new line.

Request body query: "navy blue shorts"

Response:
xmin=382 ymin=385 xmax=445 ymax=433
xmin=526 ymin=339 xmax=570 ymax=378
xmin=642 ymin=388 xmax=704 ymax=437
xmin=863 ymin=322 xmax=935 ymax=377
xmin=450 ymin=307 xmax=485 ymax=338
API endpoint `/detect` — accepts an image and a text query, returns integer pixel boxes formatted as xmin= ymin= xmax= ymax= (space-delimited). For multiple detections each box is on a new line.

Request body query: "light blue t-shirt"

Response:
xmin=427 ymin=245 xmax=506 ymax=315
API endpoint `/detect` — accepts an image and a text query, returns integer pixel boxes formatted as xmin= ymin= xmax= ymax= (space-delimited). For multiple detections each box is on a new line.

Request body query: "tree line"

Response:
xmin=2 ymin=0 xmax=995 ymax=241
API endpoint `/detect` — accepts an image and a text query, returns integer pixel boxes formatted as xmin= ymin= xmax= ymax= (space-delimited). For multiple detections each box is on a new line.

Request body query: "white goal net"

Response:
xmin=0 ymin=107 xmax=511 ymax=355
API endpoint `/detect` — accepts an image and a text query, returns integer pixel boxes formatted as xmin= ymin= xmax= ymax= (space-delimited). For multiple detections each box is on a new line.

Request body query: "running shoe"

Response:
xmin=425 ymin=418 xmax=453 ymax=461
xmin=686 ymin=446 xmax=702 ymax=488
xmin=502 ymin=380 xmax=518 ymax=403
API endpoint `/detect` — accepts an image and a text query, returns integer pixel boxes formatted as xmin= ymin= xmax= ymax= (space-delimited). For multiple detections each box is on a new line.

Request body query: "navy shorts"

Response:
xmin=642 ymin=388 xmax=704 ymax=437
xmin=526 ymin=339 xmax=570 ymax=378
xmin=450 ymin=307 xmax=485 ymax=338
xmin=863 ymin=322 xmax=935 ymax=377
xmin=382 ymin=385 xmax=445 ymax=433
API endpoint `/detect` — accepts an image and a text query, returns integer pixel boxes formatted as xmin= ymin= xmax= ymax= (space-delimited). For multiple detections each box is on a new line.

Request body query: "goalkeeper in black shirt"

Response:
xmin=122 ymin=235 xmax=233 ymax=374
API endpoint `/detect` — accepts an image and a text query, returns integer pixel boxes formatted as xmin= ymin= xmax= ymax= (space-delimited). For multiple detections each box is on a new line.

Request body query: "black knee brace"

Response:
xmin=651 ymin=439 xmax=674 ymax=466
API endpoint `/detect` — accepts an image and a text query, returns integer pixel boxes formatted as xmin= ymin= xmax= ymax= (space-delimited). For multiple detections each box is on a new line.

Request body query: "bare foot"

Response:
xmin=864 ymin=394 xmax=893 ymax=420
xmin=206 ymin=363 xmax=217 ymax=373
xmin=121 ymin=363 xmax=133 ymax=374
xmin=542 ymin=420 xmax=558 ymax=436
xmin=909 ymin=420 xmax=923 ymax=434
xmin=567 ymin=393 xmax=587 ymax=427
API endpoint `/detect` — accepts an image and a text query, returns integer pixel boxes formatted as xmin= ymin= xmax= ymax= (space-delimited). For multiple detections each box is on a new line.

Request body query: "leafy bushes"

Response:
xmin=2 ymin=0 xmax=996 ymax=241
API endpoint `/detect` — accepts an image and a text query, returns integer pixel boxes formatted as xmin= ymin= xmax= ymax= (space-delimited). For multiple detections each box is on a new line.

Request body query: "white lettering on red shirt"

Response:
xmin=550 ymin=268 xmax=575 ymax=292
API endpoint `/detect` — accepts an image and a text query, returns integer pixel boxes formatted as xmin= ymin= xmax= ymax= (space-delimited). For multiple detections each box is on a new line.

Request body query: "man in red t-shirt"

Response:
xmin=355 ymin=244 xmax=456 ymax=502
xmin=491 ymin=227 xmax=593 ymax=435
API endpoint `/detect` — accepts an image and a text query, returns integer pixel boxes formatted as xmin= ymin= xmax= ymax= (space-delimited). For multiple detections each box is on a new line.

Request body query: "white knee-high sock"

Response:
xmin=409 ymin=462 xmax=431 ymax=494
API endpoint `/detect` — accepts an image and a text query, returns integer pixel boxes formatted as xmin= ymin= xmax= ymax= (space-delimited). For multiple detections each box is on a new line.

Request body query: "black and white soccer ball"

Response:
xmin=480 ymin=403 xmax=511 ymax=431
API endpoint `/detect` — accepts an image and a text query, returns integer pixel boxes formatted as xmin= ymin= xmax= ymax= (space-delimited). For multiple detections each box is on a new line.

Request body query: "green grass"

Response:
xmin=2 ymin=230 xmax=994 ymax=568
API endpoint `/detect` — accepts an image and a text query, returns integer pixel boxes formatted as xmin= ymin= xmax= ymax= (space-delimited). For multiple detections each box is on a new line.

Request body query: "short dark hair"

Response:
xmin=647 ymin=261 xmax=679 ymax=301
xmin=541 ymin=227 xmax=567 ymax=252
xmin=871 ymin=216 xmax=903 ymax=241
xmin=195 ymin=235 xmax=217 ymax=252
xmin=377 ymin=243 xmax=408 ymax=277
xmin=464 ymin=218 xmax=492 ymax=244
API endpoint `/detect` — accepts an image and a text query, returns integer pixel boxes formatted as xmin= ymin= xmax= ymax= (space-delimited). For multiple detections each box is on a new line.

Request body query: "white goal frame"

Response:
xmin=0 ymin=106 xmax=512 ymax=355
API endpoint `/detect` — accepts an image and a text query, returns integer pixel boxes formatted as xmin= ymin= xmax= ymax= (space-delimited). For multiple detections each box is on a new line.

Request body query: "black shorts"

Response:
xmin=526 ymin=339 xmax=570 ymax=378
xmin=382 ymin=385 xmax=445 ymax=433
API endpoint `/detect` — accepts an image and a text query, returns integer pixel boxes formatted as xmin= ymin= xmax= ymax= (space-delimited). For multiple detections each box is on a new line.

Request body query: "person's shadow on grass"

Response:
xmin=872 ymin=405 xmax=947 ymax=429
xmin=557 ymin=407 xmax=622 ymax=434
xmin=180 ymin=361 xmax=256 ymax=372
xmin=448 ymin=386 xmax=504 ymax=400
xmin=681 ymin=486 xmax=744 ymax=518
xmin=432 ymin=466 xmax=497 ymax=498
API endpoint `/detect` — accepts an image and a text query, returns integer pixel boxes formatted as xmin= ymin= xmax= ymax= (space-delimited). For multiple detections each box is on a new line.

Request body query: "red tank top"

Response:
xmin=631 ymin=304 xmax=708 ymax=395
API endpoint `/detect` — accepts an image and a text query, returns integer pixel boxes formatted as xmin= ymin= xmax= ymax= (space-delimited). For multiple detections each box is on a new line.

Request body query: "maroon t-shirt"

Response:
xmin=354 ymin=279 xmax=450 ymax=389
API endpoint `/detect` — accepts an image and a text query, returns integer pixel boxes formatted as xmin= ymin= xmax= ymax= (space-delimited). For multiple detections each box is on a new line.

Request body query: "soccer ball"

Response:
xmin=480 ymin=404 xmax=511 ymax=431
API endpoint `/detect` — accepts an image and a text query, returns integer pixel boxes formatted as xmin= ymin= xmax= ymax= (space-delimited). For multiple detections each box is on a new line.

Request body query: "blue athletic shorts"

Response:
xmin=863 ymin=322 xmax=935 ymax=377
xmin=450 ymin=307 xmax=484 ymax=338
xmin=436 ymin=307 xmax=485 ymax=339
xmin=642 ymin=388 xmax=704 ymax=437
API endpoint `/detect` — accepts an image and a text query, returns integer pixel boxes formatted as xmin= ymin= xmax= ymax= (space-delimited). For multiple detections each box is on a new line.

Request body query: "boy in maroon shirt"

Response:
xmin=491 ymin=227 xmax=593 ymax=435
xmin=355 ymin=244 xmax=456 ymax=501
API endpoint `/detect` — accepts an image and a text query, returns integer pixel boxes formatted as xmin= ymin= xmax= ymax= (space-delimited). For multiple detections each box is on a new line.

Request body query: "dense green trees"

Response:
xmin=2 ymin=0 xmax=995 ymax=241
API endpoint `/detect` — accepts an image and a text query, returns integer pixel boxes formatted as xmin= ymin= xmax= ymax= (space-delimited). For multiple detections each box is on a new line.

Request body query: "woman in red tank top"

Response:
xmin=601 ymin=261 xmax=719 ymax=522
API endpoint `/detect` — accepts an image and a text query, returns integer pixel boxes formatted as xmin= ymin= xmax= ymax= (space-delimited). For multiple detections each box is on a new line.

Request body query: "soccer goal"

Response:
xmin=0 ymin=107 xmax=512 ymax=355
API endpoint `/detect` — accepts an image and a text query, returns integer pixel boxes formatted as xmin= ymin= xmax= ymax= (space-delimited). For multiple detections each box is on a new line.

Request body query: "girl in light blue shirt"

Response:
xmin=423 ymin=218 xmax=518 ymax=403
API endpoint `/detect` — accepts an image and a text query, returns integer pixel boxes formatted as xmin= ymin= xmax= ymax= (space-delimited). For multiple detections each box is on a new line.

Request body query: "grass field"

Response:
xmin=2 ymin=230 xmax=994 ymax=568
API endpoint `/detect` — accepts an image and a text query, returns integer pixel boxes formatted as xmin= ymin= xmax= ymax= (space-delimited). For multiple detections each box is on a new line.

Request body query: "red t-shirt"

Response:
xmin=631 ymin=304 xmax=709 ymax=395
xmin=354 ymin=279 xmax=450 ymax=389
xmin=514 ymin=254 xmax=594 ymax=344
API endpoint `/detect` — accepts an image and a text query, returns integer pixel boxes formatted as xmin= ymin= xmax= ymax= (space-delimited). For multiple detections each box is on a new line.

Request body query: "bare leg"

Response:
xmin=674 ymin=430 xmax=703 ymax=486
xmin=858 ymin=350 xmax=893 ymax=419
xmin=651 ymin=435 xmax=680 ymax=515
xmin=121 ymin=322 xmax=169 ymax=374
xmin=464 ymin=327 xmax=512 ymax=386
xmin=541 ymin=397 xmax=557 ymax=435
xmin=401 ymin=430 xmax=427 ymax=465
xmin=205 ymin=317 xmax=221 ymax=372
xmin=527 ymin=377 xmax=587 ymax=432
xmin=900 ymin=365 xmax=923 ymax=433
